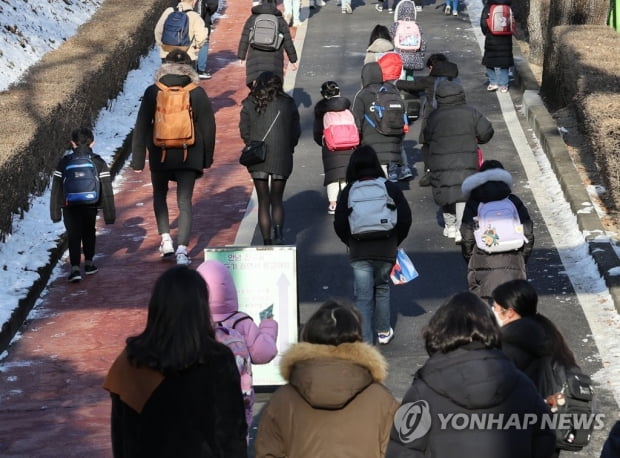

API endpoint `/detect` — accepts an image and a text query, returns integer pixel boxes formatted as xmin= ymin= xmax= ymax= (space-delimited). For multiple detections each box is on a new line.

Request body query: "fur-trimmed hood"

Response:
xmin=280 ymin=342 xmax=388 ymax=409
xmin=461 ymin=167 xmax=512 ymax=199
xmin=155 ymin=62 xmax=200 ymax=85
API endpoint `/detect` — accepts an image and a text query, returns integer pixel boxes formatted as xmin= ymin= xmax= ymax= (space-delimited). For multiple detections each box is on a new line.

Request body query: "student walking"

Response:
xmin=481 ymin=0 xmax=514 ymax=92
xmin=195 ymin=0 xmax=219 ymax=79
xmin=364 ymin=24 xmax=394 ymax=64
xmin=333 ymin=146 xmax=412 ymax=344
xmin=423 ymin=80 xmax=494 ymax=243
xmin=131 ymin=50 xmax=216 ymax=265
xmin=255 ymin=299 xmax=399 ymax=457
xmin=313 ymin=80 xmax=356 ymax=214
xmin=103 ymin=266 xmax=247 ymax=457
xmin=239 ymin=71 xmax=300 ymax=245
xmin=50 ymin=127 xmax=116 ymax=282
xmin=460 ymin=160 xmax=534 ymax=302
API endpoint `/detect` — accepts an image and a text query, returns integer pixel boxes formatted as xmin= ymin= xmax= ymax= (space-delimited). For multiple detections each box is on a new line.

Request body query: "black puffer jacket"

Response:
xmin=237 ymin=4 xmax=297 ymax=86
xmin=352 ymin=63 xmax=402 ymax=165
xmin=131 ymin=63 xmax=216 ymax=176
xmin=480 ymin=0 xmax=514 ymax=69
xmin=460 ymin=168 xmax=534 ymax=301
xmin=239 ymin=92 xmax=300 ymax=178
xmin=386 ymin=343 xmax=557 ymax=458
xmin=334 ymin=175 xmax=412 ymax=263
xmin=423 ymin=81 xmax=494 ymax=206
xmin=313 ymin=96 xmax=355 ymax=185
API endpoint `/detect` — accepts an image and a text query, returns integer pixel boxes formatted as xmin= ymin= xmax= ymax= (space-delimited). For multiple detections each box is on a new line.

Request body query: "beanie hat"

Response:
xmin=378 ymin=52 xmax=403 ymax=81
xmin=196 ymin=260 xmax=239 ymax=321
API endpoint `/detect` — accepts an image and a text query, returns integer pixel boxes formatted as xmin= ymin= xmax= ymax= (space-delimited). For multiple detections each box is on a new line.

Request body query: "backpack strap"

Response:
xmin=218 ymin=311 xmax=253 ymax=329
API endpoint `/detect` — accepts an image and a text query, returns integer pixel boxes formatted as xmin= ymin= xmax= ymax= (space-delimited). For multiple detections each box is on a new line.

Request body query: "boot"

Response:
xmin=273 ymin=225 xmax=284 ymax=245
xmin=263 ymin=238 xmax=272 ymax=245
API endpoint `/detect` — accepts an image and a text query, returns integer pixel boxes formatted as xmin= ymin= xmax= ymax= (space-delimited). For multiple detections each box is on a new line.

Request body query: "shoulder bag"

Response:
xmin=239 ymin=110 xmax=281 ymax=166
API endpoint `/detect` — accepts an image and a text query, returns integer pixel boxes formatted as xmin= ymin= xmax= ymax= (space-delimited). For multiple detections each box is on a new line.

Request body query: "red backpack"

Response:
xmin=323 ymin=109 xmax=359 ymax=151
xmin=486 ymin=4 xmax=514 ymax=36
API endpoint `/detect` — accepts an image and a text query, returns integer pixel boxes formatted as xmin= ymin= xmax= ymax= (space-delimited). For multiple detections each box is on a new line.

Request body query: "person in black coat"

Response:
xmin=131 ymin=50 xmax=216 ymax=266
xmin=237 ymin=0 xmax=298 ymax=88
xmin=460 ymin=160 xmax=534 ymax=302
xmin=313 ymin=81 xmax=356 ymax=214
xmin=481 ymin=0 xmax=514 ymax=92
xmin=239 ymin=71 xmax=301 ymax=245
xmin=50 ymin=127 xmax=116 ymax=282
xmin=423 ymin=80 xmax=494 ymax=242
xmin=386 ymin=291 xmax=557 ymax=458
xmin=334 ymin=146 xmax=412 ymax=344
xmin=103 ymin=266 xmax=247 ymax=458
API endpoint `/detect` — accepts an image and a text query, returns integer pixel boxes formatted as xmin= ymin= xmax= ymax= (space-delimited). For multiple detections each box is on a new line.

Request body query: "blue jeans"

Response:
xmin=351 ymin=260 xmax=393 ymax=344
xmin=486 ymin=67 xmax=509 ymax=87
xmin=447 ymin=0 xmax=459 ymax=11
xmin=151 ymin=170 xmax=197 ymax=246
xmin=197 ymin=42 xmax=209 ymax=73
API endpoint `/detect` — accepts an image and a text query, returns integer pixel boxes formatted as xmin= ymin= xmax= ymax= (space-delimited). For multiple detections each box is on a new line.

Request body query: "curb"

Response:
xmin=512 ymin=46 xmax=620 ymax=314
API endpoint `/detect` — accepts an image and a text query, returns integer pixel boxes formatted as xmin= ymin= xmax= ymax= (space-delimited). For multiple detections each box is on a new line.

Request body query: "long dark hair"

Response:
xmin=368 ymin=24 xmax=392 ymax=46
xmin=126 ymin=266 xmax=216 ymax=375
xmin=424 ymin=292 xmax=501 ymax=356
xmin=345 ymin=145 xmax=386 ymax=183
xmin=251 ymin=71 xmax=284 ymax=114
xmin=492 ymin=279 xmax=578 ymax=369
xmin=302 ymin=299 xmax=363 ymax=345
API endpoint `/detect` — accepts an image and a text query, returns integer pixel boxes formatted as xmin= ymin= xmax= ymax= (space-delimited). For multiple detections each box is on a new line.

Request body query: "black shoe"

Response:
xmin=273 ymin=225 xmax=284 ymax=245
xmin=84 ymin=264 xmax=98 ymax=275
xmin=419 ymin=171 xmax=431 ymax=187
xmin=68 ymin=268 xmax=82 ymax=283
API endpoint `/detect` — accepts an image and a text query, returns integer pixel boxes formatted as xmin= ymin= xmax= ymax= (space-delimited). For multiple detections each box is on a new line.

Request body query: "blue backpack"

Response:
xmin=161 ymin=8 xmax=191 ymax=49
xmin=62 ymin=154 xmax=100 ymax=206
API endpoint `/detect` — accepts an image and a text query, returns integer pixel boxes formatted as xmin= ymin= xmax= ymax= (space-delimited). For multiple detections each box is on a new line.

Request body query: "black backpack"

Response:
xmin=364 ymin=84 xmax=407 ymax=136
xmin=62 ymin=153 xmax=100 ymax=206
xmin=249 ymin=14 xmax=283 ymax=51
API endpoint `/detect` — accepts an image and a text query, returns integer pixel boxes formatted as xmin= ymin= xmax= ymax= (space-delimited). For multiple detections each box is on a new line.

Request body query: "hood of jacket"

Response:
xmin=155 ymin=62 xmax=200 ymax=85
xmin=367 ymin=38 xmax=395 ymax=55
xmin=378 ymin=52 xmax=403 ymax=81
xmin=361 ymin=62 xmax=383 ymax=88
xmin=196 ymin=260 xmax=239 ymax=321
xmin=251 ymin=2 xmax=282 ymax=15
xmin=280 ymin=341 xmax=388 ymax=409
xmin=435 ymin=80 xmax=466 ymax=106
xmin=461 ymin=167 xmax=512 ymax=200
xmin=429 ymin=60 xmax=459 ymax=79
xmin=419 ymin=344 xmax=519 ymax=410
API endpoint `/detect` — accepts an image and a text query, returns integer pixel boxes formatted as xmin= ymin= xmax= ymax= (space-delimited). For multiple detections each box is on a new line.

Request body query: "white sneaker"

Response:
xmin=377 ymin=328 xmax=394 ymax=345
xmin=444 ymin=5 xmax=451 ymax=15
xmin=454 ymin=231 xmax=462 ymax=244
xmin=176 ymin=247 xmax=191 ymax=265
xmin=443 ymin=226 xmax=456 ymax=238
xmin=160 ymin=237 xmax=174 ymax=258
xmin=317 ymin=0 xmax=326 ymax=5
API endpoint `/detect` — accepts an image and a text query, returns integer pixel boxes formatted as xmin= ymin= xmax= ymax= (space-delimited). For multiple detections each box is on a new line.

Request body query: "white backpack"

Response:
xmin=348 ymin=178 xmax=397 ymax=240
xmin=474 ymin=198 xmax=528 ymax=253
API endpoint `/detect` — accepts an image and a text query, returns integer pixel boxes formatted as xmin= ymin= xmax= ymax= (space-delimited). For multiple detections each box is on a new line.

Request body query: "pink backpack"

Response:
xmin=393 ymin=19 xmax=422 ymax=52
xmin=486 ymin=4 xmax=514 ymax=36
xmin=323 ymin=109 xmax=359 ymax=151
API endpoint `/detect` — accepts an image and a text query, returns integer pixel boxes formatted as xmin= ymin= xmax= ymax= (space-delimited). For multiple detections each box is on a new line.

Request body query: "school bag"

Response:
xmin=393 ymin=1 xmax=421 ymax=54
xmin=486 ymin=4 xmax=514 ymax=36
xmin=323 ymin=109 xmax=359 ymax=151
xmin=474 ymin=197 xmax=528 ymax=253
xmin=365 ymin=84 xmax=408 ymax=136
xmin=348 ymin=177 xmax=397 ymax=240
xmin=214 ymin=312 xmax=255 ymax=426
xmin=62 ymin=154 xmax=100 ymax=206
xmin=161 ymin=7 xmax=191 ymax=51
xmin=249 ymin=14 xmax=283 ymax=51
xmin=153 ymin=81 xmax=198 ymax=162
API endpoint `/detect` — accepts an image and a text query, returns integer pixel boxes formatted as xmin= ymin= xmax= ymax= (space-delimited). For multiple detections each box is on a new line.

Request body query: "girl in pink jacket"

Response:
xmin=197 ymin=260 xmax=278 ymax=428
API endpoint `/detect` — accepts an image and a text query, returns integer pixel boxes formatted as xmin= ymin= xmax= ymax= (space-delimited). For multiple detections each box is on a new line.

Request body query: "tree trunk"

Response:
xmin=528 ymin=0 xmax=551 ymax=65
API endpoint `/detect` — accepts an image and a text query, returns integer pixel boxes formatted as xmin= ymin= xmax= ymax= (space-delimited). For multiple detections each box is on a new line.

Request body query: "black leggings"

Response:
xmin=253 ymin=177 xmax=287 ymax=242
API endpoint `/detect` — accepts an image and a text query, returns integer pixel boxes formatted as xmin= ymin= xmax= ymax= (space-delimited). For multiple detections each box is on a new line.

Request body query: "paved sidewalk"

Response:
xmin=0 ymin=1 xmax=266 ymax=454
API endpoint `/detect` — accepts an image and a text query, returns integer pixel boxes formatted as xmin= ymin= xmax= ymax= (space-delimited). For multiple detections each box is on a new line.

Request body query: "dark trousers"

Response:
xmin=62 ymin=206 xmax=98 ymax=267
xmin=151 ymin=169 xmax=197 ymax=246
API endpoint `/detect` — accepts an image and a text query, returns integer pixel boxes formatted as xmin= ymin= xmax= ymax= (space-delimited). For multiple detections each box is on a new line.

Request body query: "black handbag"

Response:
xmin=240 ymin=111 xmax=280 ymax=167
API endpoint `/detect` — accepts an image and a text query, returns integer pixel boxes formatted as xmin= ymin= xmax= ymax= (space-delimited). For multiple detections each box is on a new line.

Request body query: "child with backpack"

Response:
xmin=197 ymin=259 xmax=278 ymax=430
xmin=459 ymin=160 xmax=534 ymax=303
xmin=333 ymin=146 xmax=412 ymax=345
xmin=50 ymin=127 xmax=116 ymax=282
xmin=313 ymin=81 xmax=358 ymax=214
xmin=480 ymin=0 xmax=514 ymax=93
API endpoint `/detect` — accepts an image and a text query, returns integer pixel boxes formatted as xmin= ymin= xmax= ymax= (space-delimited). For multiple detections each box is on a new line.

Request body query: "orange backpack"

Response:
xmin=153 ymin=81 xmax=198 ymax=162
